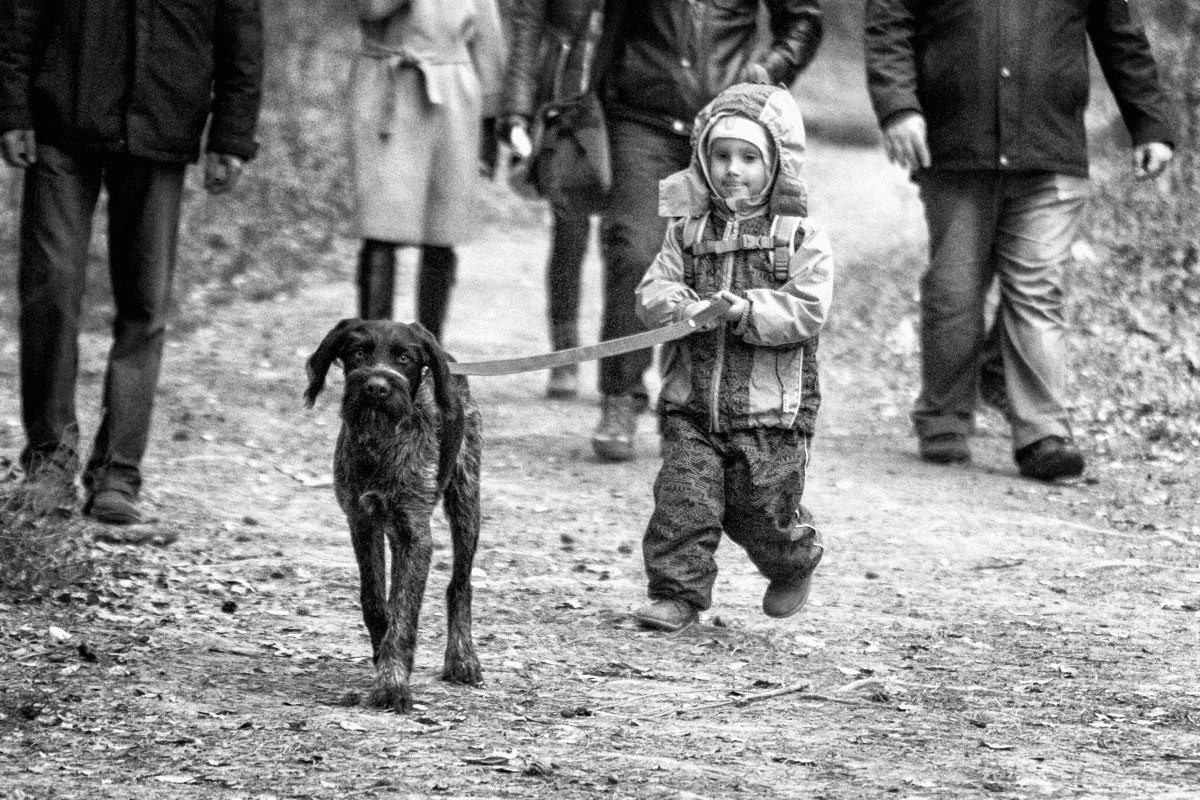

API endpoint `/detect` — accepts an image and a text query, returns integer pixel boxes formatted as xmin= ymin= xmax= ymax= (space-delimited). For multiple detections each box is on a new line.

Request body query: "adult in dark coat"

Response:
xmin=500 ymin=0 xmax=603 ymax=400
xmin=865 ymin=0 xmax=1174 ymax=480
xmin=591 ymin=0 xmax=823 ymax=462
xmin=0 ymin=0 xmax=264 ymax=524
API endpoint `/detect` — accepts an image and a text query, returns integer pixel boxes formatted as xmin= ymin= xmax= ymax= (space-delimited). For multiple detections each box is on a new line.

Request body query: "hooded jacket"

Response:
xmin=637 ymin=83 xmax=833 ymax=434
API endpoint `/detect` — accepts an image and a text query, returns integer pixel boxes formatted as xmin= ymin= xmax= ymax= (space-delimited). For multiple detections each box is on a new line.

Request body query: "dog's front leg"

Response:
xmin=368 ymin=508 xmax=433 ymax=714
xmin=347 ymin=510 xmax=389 ymax=663
xmin=441 ymin=451 xmax=482 ymax=685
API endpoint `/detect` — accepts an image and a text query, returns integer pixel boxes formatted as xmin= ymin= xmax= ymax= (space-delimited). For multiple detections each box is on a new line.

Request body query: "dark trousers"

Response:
xmin=598 ymin=117 xmax=692 ymax=398
xmin=547 ymin=209 xmax=588 ymax=332
xmin=18 ymin=144 xmax=186 ymax=494
xmin=643 ymin=413 xmax=823 ymax=611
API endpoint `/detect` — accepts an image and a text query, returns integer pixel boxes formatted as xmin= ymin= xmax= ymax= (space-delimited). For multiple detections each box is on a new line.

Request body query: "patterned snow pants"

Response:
xmin=643 ymin=412 xmax=824 ymax=611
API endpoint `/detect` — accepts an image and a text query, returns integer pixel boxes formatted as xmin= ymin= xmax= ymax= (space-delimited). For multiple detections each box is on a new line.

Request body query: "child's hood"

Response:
xmin=659 ymin=83 xmax=808 ymax=219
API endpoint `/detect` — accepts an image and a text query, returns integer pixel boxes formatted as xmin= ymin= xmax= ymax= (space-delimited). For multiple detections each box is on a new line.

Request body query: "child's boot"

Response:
xmin=634 ymin=599 xmax=698 ymax=633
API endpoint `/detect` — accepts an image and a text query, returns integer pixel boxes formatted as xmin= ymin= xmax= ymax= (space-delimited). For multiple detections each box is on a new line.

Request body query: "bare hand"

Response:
xmin=203 ymin=152 xmax=244 ymax=194
xmin=1 ymin=129 xmax=37 ymax=168
xmin=715 ymin=290 xmax=748 ymax=323
xmin=1133 ymin=142 xmax=1173 ymax=179
xmin=882 ymin=112 xmax=930 ymax=171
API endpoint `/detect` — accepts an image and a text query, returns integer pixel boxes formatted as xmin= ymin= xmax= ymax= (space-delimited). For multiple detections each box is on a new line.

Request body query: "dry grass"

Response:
xmin=0 ymin=460 xmax=92 ymax=593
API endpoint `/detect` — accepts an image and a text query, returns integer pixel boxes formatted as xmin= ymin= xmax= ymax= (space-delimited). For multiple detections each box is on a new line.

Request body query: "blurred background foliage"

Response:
xmin=0 ymin=0 xmax=1196 ymax=455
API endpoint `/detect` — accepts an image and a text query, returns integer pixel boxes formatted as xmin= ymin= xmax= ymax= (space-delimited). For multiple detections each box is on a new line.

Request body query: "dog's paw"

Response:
xmin=368 ymin=678 xmax=413 ymax=714
xmin=442 ymin=649 xmax=483 ymax=686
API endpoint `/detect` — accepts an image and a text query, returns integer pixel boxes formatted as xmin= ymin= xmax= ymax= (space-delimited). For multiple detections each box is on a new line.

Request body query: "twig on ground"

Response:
xmin=973 ymin=558 xmax=1026 ymax=571
xmin=585 ymin=685 xmax=752 ymax=713
xmin=1032 ymin=517 xmax=1194 ymax=547
xmin=628 ymin=680 xmax=894 ymax=719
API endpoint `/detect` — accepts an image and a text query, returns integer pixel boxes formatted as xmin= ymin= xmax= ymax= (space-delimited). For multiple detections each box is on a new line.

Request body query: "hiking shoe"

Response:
xmin=546 ymin=364 xmax=579 ymax=399
xmin=592 ymin=394 xmax=639 ymax=462
xmin=763 ymin=570 xmax=816 ymax=619
xmin=1015 ymin=436 xmax=1084 ymax=481
xmin=919 ymin=432 xmax=970 ymax=464
xmin=83 ymin=487 xmax=143 ymax=526
xmin=633 ymin=599 xmax=698 ymax=633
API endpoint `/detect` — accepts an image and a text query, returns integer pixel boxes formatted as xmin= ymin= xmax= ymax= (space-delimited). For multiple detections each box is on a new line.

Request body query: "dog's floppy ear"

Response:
xmin=411 ymin=323 xmax=465 ymax=492
xmin=305 ymin=318 xmax=358 ymax=407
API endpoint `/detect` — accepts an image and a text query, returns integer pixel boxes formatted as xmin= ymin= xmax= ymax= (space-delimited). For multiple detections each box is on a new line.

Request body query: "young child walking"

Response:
xmin=633 ymin=82 xmax=833 ymax=633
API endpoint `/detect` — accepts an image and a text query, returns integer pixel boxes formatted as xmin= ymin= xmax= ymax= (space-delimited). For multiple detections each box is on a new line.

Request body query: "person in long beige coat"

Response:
xmin=349 ymin=0 xmax=504 ymax=339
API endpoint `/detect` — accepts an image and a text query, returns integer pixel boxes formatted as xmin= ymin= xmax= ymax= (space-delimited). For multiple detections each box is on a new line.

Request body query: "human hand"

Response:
xmin=498 ymin=115 xmax=533 ymax=159
xmin=1 ymin=129 xmax=37 ymax=168
xmin=203 ymin=152 xmax=244 ymax=194
xmin=715 ymin=290 xmax=748 ymax=323
xmin=882 ymin=112 xmax=930 ymax=171
xmin=1133 ymin=142 xmax=1173 ymax=179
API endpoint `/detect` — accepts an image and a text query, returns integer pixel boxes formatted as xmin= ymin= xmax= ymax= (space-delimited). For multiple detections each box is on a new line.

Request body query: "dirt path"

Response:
xmin=2 ymin=144 xmax=1199 ymax=799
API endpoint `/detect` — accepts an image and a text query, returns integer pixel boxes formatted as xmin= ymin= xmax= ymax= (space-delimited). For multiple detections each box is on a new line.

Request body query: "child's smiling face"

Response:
xmin=708 ymin=137 xmax=769 ymax=200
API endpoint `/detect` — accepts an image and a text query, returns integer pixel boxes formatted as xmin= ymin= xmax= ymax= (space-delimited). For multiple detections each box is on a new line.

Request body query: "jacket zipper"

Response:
xmin=709 ymin=217 xmax=737 ymax=431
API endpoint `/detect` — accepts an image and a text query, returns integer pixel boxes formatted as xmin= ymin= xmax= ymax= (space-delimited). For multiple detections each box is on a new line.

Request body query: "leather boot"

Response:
xmin=357 ymin=240 xmax=396 ymax=320
xmin=547 ymin=322 xmax=579 ymax=399
xmin=418 ymin=245 xmax=456 ymax=340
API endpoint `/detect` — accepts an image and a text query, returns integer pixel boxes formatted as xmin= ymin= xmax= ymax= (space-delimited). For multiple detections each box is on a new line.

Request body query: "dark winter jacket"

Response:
xmin=606 ymin=0 xmax=823 ymax=137
xmin=864 ymin=0 xmax=1174 ymax=176
xmin=0 ymin=0 xmax=263 ymax=163
xmin=500 ymin=0 xmax=604 ymax=118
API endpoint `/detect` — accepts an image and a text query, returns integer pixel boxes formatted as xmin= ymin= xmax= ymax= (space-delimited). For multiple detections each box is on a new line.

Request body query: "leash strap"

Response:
xmin=449 ymin=296 xmax=732 ymax=376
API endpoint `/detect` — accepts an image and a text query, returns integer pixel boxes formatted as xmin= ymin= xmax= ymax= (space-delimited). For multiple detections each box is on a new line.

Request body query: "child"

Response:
xmin=633 ymin=83 xmax=833 ymax=632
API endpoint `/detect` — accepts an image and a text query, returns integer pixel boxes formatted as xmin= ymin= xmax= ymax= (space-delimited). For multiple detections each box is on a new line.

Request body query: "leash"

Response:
xmin=448 ymin=297 xmax=732 ymax=376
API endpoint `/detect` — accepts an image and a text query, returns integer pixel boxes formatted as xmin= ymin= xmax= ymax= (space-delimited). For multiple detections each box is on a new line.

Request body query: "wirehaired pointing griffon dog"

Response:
xmin=305 ymin=319 xmax=483 ymax=712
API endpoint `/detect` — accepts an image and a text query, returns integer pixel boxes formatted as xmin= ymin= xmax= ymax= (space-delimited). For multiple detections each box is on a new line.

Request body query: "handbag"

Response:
xmin=531 ymin=90 xmax=612 ymax=216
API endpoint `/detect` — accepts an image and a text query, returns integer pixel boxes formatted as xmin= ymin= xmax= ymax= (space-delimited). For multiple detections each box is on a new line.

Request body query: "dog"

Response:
xmin=305 ymin=319 xmax=483 ymax=712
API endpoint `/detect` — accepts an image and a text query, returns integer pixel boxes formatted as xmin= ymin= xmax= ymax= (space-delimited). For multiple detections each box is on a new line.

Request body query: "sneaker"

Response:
xmin=546 ymin=364 xmax=579 ymax=399
xmin=919 ymin=432 xmax=970 ymax=464
xmin=83 ymin=487 xmax=143 ymax=525
xmin=633 ymin=599 xmax=698 ymax=633
xmin=592 ymin=394 xmax=639 ymax=462
xmin=762 ymin=570 xmax=816 ymax=619
xmin=1015 ymin=436 xmax=1084 ymax=481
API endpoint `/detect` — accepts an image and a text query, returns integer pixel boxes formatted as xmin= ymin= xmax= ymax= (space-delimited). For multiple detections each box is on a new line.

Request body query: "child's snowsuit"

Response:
xmin=635 ymin=82 xmax=833 ymax=611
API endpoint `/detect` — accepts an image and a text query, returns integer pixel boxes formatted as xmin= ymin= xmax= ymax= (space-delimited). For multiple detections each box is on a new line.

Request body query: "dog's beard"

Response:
xmin=343 ymin=393 xmax=411 ymax=431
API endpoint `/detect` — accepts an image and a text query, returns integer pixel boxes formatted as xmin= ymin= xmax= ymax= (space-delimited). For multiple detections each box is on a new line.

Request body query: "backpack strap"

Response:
xmin=680 ymin=212 xmax=709 ymax=287
xmin=770 ymin=215 xmax=806 ymax=283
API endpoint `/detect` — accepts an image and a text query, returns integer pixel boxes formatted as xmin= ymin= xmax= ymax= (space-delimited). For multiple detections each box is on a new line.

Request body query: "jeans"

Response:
xmin=598 ymin=117 xmax=692 ymax=398
xmin=18 ymin=144 xmax=186 ymax=493
xmin=914 ymin=171 xmax=1088 ymax=449
xmin=547 ymin=209 xmax=588 ymax=332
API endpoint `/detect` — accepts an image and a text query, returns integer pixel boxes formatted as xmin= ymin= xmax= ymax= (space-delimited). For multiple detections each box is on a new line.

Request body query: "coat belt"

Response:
xmin=360 ymin=40 xmax=470 ymax=134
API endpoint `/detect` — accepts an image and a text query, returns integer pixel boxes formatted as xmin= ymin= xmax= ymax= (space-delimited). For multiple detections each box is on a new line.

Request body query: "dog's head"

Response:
xmin=305 ymin=319 xmax=464 ymax=490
